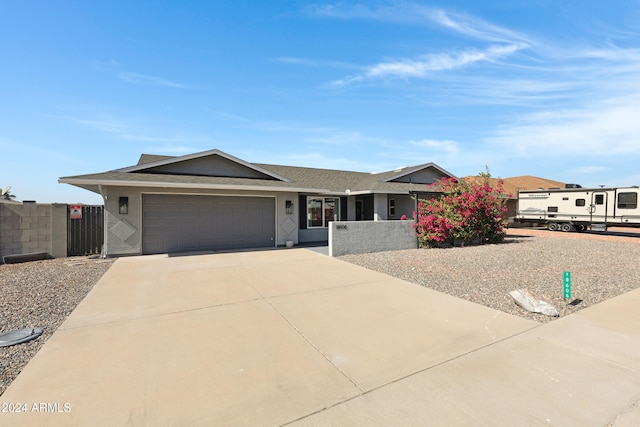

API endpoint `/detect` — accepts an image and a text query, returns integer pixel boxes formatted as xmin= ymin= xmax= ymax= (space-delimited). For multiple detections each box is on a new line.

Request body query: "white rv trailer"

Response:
xmin=515 ymin=186 xmax=640 ymax=232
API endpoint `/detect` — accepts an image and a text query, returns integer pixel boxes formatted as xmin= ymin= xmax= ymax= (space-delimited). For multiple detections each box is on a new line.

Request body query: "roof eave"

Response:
xmin=59 ymin=177 xmax=328 ymax=194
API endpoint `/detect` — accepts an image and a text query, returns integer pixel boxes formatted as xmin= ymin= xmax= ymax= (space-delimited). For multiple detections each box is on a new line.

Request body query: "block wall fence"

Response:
xmin=0 ymin=203 xmax=68 ymax=262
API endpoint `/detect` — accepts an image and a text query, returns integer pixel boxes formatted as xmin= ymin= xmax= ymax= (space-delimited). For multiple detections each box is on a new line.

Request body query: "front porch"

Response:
xmin=298 ymin=193 xmax=422 ymax=243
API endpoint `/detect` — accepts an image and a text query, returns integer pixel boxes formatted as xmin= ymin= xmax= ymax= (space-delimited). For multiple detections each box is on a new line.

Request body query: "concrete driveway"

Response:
xmin=1 ymin=248 xmax=640 ymax=426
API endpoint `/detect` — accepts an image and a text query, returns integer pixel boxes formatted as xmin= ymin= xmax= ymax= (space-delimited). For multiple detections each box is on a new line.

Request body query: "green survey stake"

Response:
xmin=563 ymin=271 xmax=571 ymax=299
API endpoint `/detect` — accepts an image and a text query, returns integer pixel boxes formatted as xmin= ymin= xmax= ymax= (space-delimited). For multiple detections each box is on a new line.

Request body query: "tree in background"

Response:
xmin=414 ymin=172 xmax=509 ymax=247
xmin=1 ymin=186 xmax=16 ymax=201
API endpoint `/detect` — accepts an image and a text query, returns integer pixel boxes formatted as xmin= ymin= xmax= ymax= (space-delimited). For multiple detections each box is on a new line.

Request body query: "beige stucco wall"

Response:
xmin=100 ymin=186 xmax=300 ymax=256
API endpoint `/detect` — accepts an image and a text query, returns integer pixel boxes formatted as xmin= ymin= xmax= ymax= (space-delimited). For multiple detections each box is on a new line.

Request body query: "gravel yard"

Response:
xmin=0 ymin=257 xmax=114 ymax=396
xmin=339 ymin=232 xmax=640 ymax=323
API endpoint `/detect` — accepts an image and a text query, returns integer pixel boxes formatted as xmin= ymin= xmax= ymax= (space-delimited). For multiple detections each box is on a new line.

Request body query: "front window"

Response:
xmin=307 ymin=198 xmax=323 ymax=227
xmin=307 ymin=197 xmax=340 ymax=228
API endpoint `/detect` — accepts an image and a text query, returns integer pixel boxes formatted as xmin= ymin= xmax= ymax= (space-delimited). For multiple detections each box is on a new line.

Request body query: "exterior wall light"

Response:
xmin=119 ymin=197 xmax=129 ymax=214
xmin=285 ymin=200 xmax=294 ymax=215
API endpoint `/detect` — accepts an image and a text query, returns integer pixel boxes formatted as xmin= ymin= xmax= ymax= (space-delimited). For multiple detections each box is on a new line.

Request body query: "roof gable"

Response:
xmin=383 ymin=163 xmax=454 ymax=184
xmin=137 ymin=154 xmax=173 ymax=165
xmin=120 ymin=149 xmax=291 ymax=182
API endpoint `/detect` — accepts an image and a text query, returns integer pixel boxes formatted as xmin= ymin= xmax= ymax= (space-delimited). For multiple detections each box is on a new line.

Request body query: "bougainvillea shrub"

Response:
xmin=414 ymin=176 xmax=510 ymax=248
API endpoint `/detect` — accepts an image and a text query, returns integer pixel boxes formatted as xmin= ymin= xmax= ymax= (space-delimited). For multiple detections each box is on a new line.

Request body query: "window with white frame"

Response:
xmin=388 ymin=198 xmax=396 ymax=216
xmin=307 ymin=197 xmax=340 ymax=228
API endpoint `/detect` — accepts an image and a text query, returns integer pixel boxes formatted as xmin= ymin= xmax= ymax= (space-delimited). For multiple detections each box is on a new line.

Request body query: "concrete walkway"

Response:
xmin=1 ymin=248 xmax=639 ymax=426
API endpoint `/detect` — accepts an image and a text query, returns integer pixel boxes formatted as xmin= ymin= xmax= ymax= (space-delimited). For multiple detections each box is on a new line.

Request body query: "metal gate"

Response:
xmin=67 ymin=205 xmax=104 ymax=256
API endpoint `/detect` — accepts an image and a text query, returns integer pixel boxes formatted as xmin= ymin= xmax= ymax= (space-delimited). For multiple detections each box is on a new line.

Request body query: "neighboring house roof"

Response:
xmin=59 ymin=149 xmax=456 ymax=196
xmin=461 ymin=176 xmax=514 ymax=199
xmin=502 ymin=175 xmax=567 ymax=192
xmin=462 ymin=175 xmax=567 ymax=199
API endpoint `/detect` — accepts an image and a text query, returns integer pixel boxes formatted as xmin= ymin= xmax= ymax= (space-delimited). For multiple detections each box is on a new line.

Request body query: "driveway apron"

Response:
xmin=1 ymin=247 xmax=612 ymax=426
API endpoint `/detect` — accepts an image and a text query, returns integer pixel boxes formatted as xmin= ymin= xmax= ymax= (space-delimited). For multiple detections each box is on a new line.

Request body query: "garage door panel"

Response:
xmin=142 ymin=194 xmax=275 ymax=255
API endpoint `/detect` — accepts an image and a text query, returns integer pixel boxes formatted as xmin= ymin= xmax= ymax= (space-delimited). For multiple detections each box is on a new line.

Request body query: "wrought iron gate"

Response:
xmin=67 ymin=205 xmax=104 ymax=256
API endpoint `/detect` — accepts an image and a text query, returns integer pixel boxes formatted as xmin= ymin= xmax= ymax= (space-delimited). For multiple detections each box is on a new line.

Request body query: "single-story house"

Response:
xmin=59 ymin=149 xmax=454 ymax=256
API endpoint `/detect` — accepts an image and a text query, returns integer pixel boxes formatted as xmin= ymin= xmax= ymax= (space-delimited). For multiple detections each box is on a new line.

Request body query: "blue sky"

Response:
xmin=2 ymin=1 xmax=640 ymax=204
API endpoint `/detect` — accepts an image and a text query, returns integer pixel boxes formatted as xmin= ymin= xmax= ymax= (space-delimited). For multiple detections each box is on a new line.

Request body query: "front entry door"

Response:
xmin=355 ymin=200 xmax=363 ymax=221
xmin=590 ymin=191 xmax=608 ymax=223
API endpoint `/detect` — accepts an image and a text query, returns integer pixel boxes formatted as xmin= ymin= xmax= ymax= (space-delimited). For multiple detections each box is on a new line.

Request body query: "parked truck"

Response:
xmin=515 ymin=186 xmax=640 ymax=232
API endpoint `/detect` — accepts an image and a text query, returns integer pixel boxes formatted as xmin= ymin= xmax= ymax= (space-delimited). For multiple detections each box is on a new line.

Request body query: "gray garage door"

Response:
xmin=142 ymin=194 xmax=275 ymax=254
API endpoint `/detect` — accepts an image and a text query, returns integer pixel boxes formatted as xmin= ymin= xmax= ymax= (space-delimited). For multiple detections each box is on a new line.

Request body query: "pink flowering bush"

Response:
xmin=414 ymin=176 xmax=509 ymax=248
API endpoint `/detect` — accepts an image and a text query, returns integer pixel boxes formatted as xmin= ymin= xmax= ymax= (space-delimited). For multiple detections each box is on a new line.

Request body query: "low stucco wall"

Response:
xmin=0 ymin=203 xmax=67 ymax=261
xmin=328 ymin=220 xmax=417 ymax=257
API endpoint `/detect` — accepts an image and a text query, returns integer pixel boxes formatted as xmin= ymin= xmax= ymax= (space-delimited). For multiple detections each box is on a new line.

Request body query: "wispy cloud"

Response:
xmin=329 ymin=43 xmax=526 ymax=87
xmin=304 ymin=3 xmax=530 ymax=44
xmin=273 ymin=57 xmax=360 ymax=70
xmin=0 ymin=136 xmax=84 ymax=165
xmin=486 ymin=93 xmax=640 ymax=157
xmin=397 ymin=144 xmax=511 ymax=179
xmin=430 ymin=9 xmax=530 ymax=44
xmin=70 ymin=117 xmax=128 ymax=134
xmin=304 ymin=3 xmax=415 ymax=21
xmin=302 ymin=3 xmax=531 ymax=87
xmin=47 ymin=113 xmax=189 ymax=145
xmin=300 ymin=2 xmax=640 ymax=189
xmin=116 ymin=72 xmax=187 ymax=88
xmin=93 ymin=60 xmax=187 ymax=88
xmin=408 ymin=138 xmax=460 ymax=156
xmin=380 ymin=137 xmax=475 ymax=174
xmin=393 ymin=42 xmax=640 ymax=109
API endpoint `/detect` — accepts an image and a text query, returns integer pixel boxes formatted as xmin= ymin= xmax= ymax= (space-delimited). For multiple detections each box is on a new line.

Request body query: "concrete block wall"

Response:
xmin=0 ymin=203 xmax=67 ymax=262
xmin=328 ymin=220 xmax=418 ymax=257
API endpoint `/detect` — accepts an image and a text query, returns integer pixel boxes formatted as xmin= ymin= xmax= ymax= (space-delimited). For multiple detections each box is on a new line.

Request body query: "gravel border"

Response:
xmin=339 ymin=233 xmax=640 ymax=323
xmin=0 ymin=257 xmax=114 ymax=396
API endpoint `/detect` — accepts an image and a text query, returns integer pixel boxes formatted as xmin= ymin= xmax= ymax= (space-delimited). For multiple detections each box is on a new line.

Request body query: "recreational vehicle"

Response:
xmin=515 ymin=186 xmax=640 ymax=232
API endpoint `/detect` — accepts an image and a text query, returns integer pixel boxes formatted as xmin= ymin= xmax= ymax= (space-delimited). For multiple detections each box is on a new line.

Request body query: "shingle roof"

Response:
xmin=502 ymin=175 xmax=567 ymax=192
xmin=253 ymin=164 xmax=370 ymax=192
xmin=137 ymin=154 xmax=174 ymax=165
xmin=60 ymin=150 xmax=454 ymax=195
xmin=462 ymin=175 xmax=567 ymax=199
